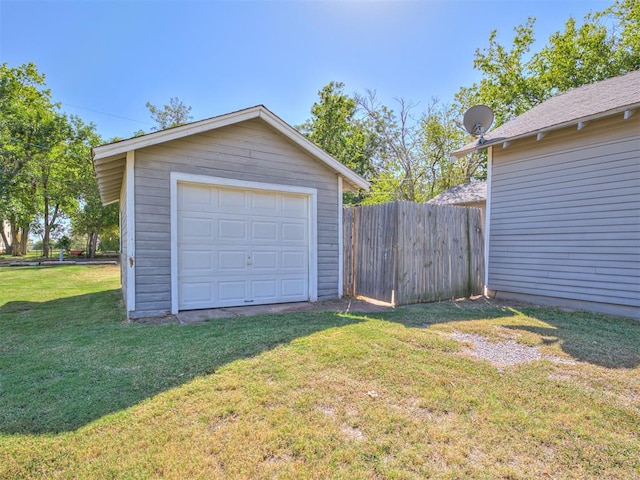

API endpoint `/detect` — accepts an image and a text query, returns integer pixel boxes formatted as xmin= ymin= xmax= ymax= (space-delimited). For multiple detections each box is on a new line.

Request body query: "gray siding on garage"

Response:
xmin=489 ymin=114 xmax=640 ymax=317
xmin=133 ymin=118 xmax=340 ymax=314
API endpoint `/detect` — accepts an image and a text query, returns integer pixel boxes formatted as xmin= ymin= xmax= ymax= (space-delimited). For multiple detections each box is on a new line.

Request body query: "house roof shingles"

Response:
xmin=427 ymin=181 xmax=486 ymax=206
xmin=453 ymin=70 xmax=640 ymax=157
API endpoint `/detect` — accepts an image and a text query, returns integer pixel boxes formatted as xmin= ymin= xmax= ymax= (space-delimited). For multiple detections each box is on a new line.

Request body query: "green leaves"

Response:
xmin=455 ymin=0 xmax=640 ymax=129
xmin=145 ymin=97 xmax=193 ymax=131
xmin=300 ymin=84 xmax=480 ymax=205
xmin=299 ymin=82 xmax=376 ymax=181
xmin=0 ymin=62 xmax=106 ymax=256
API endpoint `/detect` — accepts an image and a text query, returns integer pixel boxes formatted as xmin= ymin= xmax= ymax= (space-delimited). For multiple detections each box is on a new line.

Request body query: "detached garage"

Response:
xmin=93 ymin=105 xmax=369 ymax=319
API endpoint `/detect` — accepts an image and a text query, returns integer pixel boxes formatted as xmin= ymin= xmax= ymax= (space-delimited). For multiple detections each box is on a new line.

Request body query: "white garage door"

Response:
xmin=177 ymin=183 xmax=310 ymax=310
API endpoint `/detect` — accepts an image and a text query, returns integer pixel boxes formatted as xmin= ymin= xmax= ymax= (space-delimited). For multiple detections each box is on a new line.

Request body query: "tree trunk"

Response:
xmin=19 ymin=225 xmax=29 ymax=256
xmin=87 ymin=231 xmax=99 ymax=258
xmin=42 ymin=202 xmax=60 ymax=259
xmin=91 ymin=232 xmax=99 ymax=258
xmin=10 ymin=225 xmax=21 ymax=256
xmin=0 ymin=220 xmax=11 ymax=255
xmin=42 ymin=197 xmax=50 ymax=258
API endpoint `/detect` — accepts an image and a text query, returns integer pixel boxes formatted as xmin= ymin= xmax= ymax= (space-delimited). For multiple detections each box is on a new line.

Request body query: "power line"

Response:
xmin=60 ymin=102 xmax=153 ymax=126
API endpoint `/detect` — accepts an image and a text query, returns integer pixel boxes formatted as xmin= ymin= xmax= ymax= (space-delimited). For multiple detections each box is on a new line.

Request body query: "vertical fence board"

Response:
xmin=343 ymin=201 xmax=485 ymax=305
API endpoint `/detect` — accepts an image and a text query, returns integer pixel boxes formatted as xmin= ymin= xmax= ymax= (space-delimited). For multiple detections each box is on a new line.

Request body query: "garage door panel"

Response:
xmin=282 ymin=278 xmax=308 ymax=298
xmin=180 ymin=217 xmax=213 ymax=238
xmin=251 ymin=192 xmax=278 ymax=211
xmin=179 ymin=184 xmax=213 ymax=207
xmin=218 ymin=219 xmax=248 ymax=240
xmin=252 ymin=251 xmax=278 ymax=270
xmin=218 ymin=250 xmax=247 ymax=270
xmin=178 ymin=183 xmax=310 ymax=310
xmin=281 ymin=195 xmax=307 ymax=218
xmin=252 ymin=221 xmax=278 ymax=241
xmin=218 ymin=189 xmax=247 ymax=209
xmin=180 ymin=282 xmax=214 ymax=305
xmin=218 ymin=281 xmax=247 ymax=304
xmin=282 ymin=251 xmax=306 ymax=270
xmin=251 ymin=279 xmax=278 ymax=300
xmin=181 ymin=250 xmax=213 ymax=271
xmin=282 ymin=222 xmax=307 ymax=243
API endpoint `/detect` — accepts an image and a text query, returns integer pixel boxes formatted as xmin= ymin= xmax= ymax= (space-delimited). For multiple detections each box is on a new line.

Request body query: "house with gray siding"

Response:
xmin=453 ymin=70 xmax=640 ymax=318
xmin=93 ymin=105 xmax=369 ymax=319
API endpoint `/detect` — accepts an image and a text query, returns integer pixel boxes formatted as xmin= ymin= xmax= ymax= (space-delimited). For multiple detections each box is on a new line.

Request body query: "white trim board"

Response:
xmin=484 ymin=147 xmax=492 ymax=294
xmin=125 ymin=151 xmax=136 ymax=315
xmin=170 ymin=172 xmax=318 ymax=314
xmin=337 ymin=176 xmax=344 ymax=298
xmin=93 ymin=105 xmax=370 ymax=205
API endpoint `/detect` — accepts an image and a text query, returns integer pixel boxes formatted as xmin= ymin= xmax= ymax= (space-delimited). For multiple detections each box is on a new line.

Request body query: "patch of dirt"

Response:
xmin=451 ymin=331 xmax=576 ymax=368
xmin=131 ymin=314 xmax=180 ymax=325
xmin=340 ymin=423 xmax=365 ymax=442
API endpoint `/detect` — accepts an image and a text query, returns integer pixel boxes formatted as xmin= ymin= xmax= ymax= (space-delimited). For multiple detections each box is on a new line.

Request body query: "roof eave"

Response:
xmin=92 ymin=105 xmax=370 ymax=204
xmin=451 ymin=102 xmax=640 ymax=159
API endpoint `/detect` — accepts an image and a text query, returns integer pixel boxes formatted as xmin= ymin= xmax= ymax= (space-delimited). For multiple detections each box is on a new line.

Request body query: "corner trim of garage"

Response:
xmin=169 ymin=172 xmax=318 ymax=314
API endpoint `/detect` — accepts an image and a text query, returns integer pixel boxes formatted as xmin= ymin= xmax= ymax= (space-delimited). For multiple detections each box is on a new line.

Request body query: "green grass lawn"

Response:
xmin=1 ymin=265 xmax=638 ymax=479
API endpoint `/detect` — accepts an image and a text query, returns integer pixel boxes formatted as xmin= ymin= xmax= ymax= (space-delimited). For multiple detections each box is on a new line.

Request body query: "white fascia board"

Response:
xmin=451 ymin=101 xmax=640 ymax=159
xmin=170 ymin=175 xmax=179 ymax=315
xmin=93 ymin=104 xmax=370 ymax=193
xmin=308 ymin=190 xmax=318 ymax=302
xmin=125 ymin=150 xmax=136 ymax=315
xmin=484 ymin=146 xmax=492 ymax=293
xmin=257 ymin=109 xmax=370 ymax=191
xmin=93 ymin=106 xmax=263 ymax=161
xmin=337 ymin=176 xmax=344 ymax=299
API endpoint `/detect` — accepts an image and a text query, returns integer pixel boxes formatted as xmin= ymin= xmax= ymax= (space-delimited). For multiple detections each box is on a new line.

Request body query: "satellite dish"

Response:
xmin=463 ymin=105 xmax=494 ymax=144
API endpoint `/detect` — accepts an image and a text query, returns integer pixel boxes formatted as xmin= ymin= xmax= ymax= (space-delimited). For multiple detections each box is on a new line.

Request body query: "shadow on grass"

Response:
xmin=2 ymin=293 xmax=638 ymax=435
xmin=375 ymin=299 xmax=640 ymax=370
xmin=0 ymin=291 xmax=365 ymax=435
xmin=505 ymin=306 xmax=640 ymax=369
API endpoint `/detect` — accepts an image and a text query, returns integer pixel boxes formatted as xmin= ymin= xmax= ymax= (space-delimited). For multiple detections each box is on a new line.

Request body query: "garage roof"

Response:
xmin=93 ymin=105 xmax=370 ymax=205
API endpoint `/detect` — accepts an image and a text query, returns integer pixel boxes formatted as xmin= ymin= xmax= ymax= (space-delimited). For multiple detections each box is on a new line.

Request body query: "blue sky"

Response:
xmin=1 ymin=0 xmax=610 ymax=141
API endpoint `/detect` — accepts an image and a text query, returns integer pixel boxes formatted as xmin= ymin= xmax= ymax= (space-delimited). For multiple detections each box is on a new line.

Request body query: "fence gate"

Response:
xmin=343 ymin=201 xmax=484 ymax=305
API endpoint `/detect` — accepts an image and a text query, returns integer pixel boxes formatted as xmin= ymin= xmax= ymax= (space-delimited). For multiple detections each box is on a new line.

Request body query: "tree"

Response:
xmin=145 ymin=97 xmax=193 ymax=130
xmin=72 ymin=192 xmax=119 ymax=258
xmin=0 ymin=63 xmax=103 ymax=257
xmin=454 ymin=18 xmax=543 ymax=127
xmin=601 ymin=0 xmax=640 ymax=72
xmin=69 ymin=128 xmax=118 ymax=258
xmin=29 ymin=114 xmax=100 ymax=257
xmin=420 ymin=101 xmax=484 ymax=199
xmin=298 ymin=82 xmax=377 ymax=178
xmin=55 ymin=235 xmax=72 ymax=252
xmin=298 ymin=82 xmax=380 ymax=204
xmin=455 ymin=0 xmax=640 ymax=128
xmin=0 ymin=62 xmax=60 ymax=255
xmin=299 ymin=84 xmax=481 ymax=205
xmin=355 ymin=91 xmax=431 ymax=203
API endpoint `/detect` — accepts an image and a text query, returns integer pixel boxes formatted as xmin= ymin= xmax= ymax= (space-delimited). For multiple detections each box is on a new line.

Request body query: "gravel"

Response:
xmin=450 ymin=331 xmax=575 ymax=367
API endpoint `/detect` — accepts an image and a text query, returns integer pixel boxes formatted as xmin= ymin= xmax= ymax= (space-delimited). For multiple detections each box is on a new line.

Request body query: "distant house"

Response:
xmin=453 ymin=70 xmax=640 ymax=318
xmin=427 ymin=181 xmax=486 ymax=214
xmin=93 ymin=105 xmax=369 ymax=319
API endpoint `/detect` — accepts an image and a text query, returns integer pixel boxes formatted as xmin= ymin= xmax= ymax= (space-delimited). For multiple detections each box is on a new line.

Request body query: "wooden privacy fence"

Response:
xmin=343 ymin=201 xmax=484 ymax=305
